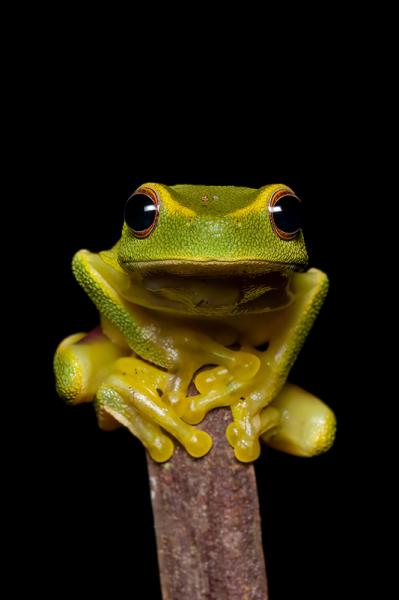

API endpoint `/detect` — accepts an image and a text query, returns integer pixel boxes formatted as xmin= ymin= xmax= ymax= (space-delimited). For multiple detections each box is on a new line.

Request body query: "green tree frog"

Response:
xmin=54 ymin=183 xmax=336 ymax=463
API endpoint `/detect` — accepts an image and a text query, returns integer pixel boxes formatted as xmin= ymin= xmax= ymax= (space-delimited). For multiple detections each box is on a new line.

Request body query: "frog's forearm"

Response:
xmin=72 ymin=250 xmax=174 ymax=369
xmin=247 ymin=269 xmax=329 ymax=412
xmin=228 ymin=269 xmax=329 ymax=461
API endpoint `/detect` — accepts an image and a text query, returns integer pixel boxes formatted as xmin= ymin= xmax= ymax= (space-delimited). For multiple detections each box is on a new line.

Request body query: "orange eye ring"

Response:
xmin=124 ymin=186 xmax=160 ymax=238
xmin=268 ymin=189 xmax=303 ymax=241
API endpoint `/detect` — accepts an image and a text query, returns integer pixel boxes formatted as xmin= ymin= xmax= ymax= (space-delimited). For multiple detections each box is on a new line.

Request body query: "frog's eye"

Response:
xmin=124 ymin=187 xmax=160 ymax=238
xmin=269 ymin=190 xmax=303 ymax=241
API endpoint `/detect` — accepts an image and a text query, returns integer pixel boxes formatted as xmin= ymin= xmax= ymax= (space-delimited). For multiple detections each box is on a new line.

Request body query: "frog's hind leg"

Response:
xmin=261 ymin=383 xmax=336 ymax=457
xmin=95 ymin=384 xmax=175 ymax=462
xmin=54 ymin=328 xmax=128 ymax=405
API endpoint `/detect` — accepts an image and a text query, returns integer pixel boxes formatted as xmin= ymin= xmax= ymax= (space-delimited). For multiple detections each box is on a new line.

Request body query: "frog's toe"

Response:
xmin=182 ymin=429 xmax=213 ymax=458
xmin=147 ymin=436 xmax=175 ymax=463
xmin=233 ymin=437 xmax=261 ymax=463
xmin=182 ymin=402 xmax=206 ymax=425
xmin=226 ymin=422 xmax=239 ymax=447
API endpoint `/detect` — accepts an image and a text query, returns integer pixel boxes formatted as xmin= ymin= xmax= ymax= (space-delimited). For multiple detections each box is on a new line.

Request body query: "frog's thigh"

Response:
xmin=96 ymin=383 xmax=174 ymax=462
xmin=54 ymin=329 xmax=128 ymax=404
xmin=105 ymin=373 xmax=213 ymax=459
xmin=262 ymin=383 xmax=336 ymax=457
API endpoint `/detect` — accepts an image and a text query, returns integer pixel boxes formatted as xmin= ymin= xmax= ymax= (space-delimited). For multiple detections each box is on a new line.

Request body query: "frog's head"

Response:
xmin=116 ymin=183 xmax=309 ymax=315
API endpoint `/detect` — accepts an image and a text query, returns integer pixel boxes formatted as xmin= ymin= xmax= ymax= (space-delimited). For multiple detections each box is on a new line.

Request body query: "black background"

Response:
xmin=18 ymin=102 xmax=374 ymax=599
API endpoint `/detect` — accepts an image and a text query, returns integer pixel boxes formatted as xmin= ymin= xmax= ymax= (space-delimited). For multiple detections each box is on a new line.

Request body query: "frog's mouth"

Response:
xmin=116 ymin=258 xmax=303 ymax=315
xmin=121 ymin=258 xmax=305 ymax=277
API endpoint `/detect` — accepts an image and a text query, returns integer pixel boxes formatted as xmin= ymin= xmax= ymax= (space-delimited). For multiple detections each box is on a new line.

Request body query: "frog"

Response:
xmin=54 ymin=183 xmax=336 ymax=463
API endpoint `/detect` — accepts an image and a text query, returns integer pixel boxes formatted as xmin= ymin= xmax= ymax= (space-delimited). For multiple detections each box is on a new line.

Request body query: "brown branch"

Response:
xmin=147 ymin=408 xmax=268 ymax=600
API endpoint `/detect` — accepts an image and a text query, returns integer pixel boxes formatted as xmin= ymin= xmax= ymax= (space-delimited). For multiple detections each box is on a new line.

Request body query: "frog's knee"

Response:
xmin=54 ymin=329 xmax=127 ymax=404
xmin=262 ymin=383 xmax=336 ymax=457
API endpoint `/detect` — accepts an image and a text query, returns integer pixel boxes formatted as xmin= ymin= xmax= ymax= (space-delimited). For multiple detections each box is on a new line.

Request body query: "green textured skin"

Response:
xmin=118 ymin=183 xmax=309 ymax=267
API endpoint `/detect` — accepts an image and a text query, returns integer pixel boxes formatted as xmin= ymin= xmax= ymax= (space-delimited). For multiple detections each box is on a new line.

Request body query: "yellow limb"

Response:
xmin=183 ymin=365 xmax=250 ymax=425
xmin=262 ymin=383 xmax=336 ymax=457
xmin=227 ymin=269 xmax=329 ymax=461
xmin=96 ymin=384 xmax=174 ymax=462
xmin=54 ymin=331 xmax=127 ymax=404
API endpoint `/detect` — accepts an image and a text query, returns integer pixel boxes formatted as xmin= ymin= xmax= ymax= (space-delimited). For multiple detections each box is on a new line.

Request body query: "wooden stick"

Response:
xmin=147 ymin=407 xmax=268 ymax=600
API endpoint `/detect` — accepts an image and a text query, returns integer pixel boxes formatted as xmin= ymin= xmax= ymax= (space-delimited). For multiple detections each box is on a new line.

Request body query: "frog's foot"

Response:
xmin=100 ymin=371 xmax=213 ymax=461
xmin=208 ymin=344 xmax=261 ymax=383
xmin=183 ymin=365 xmax=243 ymax=424
xmin=262 ymin=383 xmax=336 ymax=457
xmin=54 ymin=329 xmax=128 ymax=404
xmin=96 ymin=384 xmax=174 ymax=462
xmin=183 ymin=346 xmax=262 ymax=425
xmin=227 ymin=383 xmax=336 ymax=461
xmin=164 ymin=367 xmax=197 ymax=417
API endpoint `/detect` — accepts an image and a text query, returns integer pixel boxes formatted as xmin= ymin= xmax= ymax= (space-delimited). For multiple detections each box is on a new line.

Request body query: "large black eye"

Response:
xmin=269 ymin=190 xmax=303 ymax=240
xmin=124 ymin=187 xmax=159 ymax=238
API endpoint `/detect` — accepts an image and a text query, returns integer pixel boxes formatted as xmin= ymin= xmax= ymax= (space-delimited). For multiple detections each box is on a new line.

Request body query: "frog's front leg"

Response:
xmin=227 ymin=268 xmax=330 ymax=461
